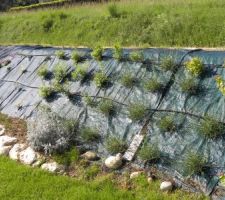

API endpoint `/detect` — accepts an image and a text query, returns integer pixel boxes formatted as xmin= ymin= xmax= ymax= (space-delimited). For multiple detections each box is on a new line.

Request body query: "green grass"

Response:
xmin=0 ymin=156 xmax=208 ymax=200
xmin=0 ymin=0 xmax=224 ymax=47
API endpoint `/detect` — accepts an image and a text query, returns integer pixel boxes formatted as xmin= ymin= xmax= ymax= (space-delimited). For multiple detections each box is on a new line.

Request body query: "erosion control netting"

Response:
xmin=0 ymin=46 xmax=225 ymax=196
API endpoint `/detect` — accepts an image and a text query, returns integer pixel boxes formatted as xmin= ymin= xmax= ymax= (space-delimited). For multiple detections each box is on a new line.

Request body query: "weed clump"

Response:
xmin=108 ymin=4 xmax=121 ymax=18
xmin=42 ymin=18 xmax=54 ymax=32
xmin=160 ymin=56 xmax=176 ymax=72
xmin=94 ymin=71 xmax=108 ymax=88
xmin=199 ymin=116 xmax=224 ymax=138
xmin=128 ymin=103 xmax=147 ymax=121
xmin=185 ymin=57 xmax=203 ymax=76
xmin=80 ymin=127 xmax=100 ymax=142
xmin=138 ymin=144 xmax=160 ymax=162
xmin=120 ymin=73 xmax=137 ymax=88
xmin=106 ymin=136 xmax=128 ymax=154
xmin=184 ymin=152 xmax=207 ymax=175
xmin=56 ymin=50 xmax=66 ymax=60
xmin=91 ymin=46 xmax=103 ymax=61
xmin=71 ymin=65 xmax=89 ymax=81
xmin=98 ymin=99 xmax=116 ymax=117
xmin=84 ymin=164 xmax=101 ymax=180
xmin=180 ymin=78 xmax=199 ymax=95
xmin=37 ymin=65 xmax=49 ymax=79
xmin=130 ymin=51 xmax=144 ymax=62
xmin=144 ymin=79 xmax=164 ymax=93
xmin=158 ymin=116 xmax=176 ymax=132
xmin=113 ymin=44 xmax=123 ymax=60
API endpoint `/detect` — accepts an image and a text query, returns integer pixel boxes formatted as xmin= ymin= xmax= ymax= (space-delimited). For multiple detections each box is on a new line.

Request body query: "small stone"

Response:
xmin=32 ymin=159 xmax=45 ymax=167
xmin=130 ymin=171 xmax=143 ymax=179
xmin=0 ymin=135 xmax=17 ymax=146
xmin=104 ymin=153 xmax=123 ymax=170
xmin=19 ymin=147 xmax=36 ymax=165
xmin=160 ymin=181 xmax=173 ymax=192
xmin=0 ymin=145 xmax=12 ymax=155
xmin=9 ymin=143 xmax=25 ymax=160
xmin=0 ymin=125 xmax=5 ymax=136
xmin=41 ymin=162 xmax=61 ymax=173
xmin=81 ymin=151 xmax=97 ymax=161
xmin=147 ymin=176 xmax=153 ymax=183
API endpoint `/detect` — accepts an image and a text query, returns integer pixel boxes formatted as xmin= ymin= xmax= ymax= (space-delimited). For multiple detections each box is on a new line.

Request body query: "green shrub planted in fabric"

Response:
xmin=81 ymin=127 xmax=100 ymax=142
xmin=160 ymin=56 xmax=176 ymax=72
xmin=130 ymin=51 xmax=144 ymax=62
xmin=113 ymin=44 xmax=123 ymax=60
xmin=199 ymin=116 xmax=224 ymax=138
xmin=138 ymin=144 xmax=160 ymax=162
xmin=94 ymin=71 xmax=108 ymax=88
xmin=71 ymin=51 xmax=82 ymax=64
xmin=91 ymin=46 xmax=103 ymax=61
xmin=120 ymin=73 xmax=137 ymax=88
xmin=83 ymin=95 xmax=98 ymax=108
xmin=180 ymin=78 xmax=199 ymax=95
xmin=38 ymin=86 xmax=54 ymax=99
xmin=128 ymin=103 xmax=147 ymax=121
xmin=185 ymin=57 xmax=203 ymax=76
xmin=144 ymin=79 xmax=164 ymax=93
xmin=56 ymin=50 xmax=66 ymax=59
xmin=98 ymin=99 xmax=116 ymax=117
xmin=106 ymin=136 xmax=128 ymax=154
xmin=158 ymin=116 xmax=176 ymax=132
xmin=71 ymin=65 xmax=89 ymax=81
xmin=37 ymin=65 xmax=49 ymax=79
xmin=53 ymin=64 xmax=67 ymax=83
xmin=184 ymin=152 xmax=207 ymax=176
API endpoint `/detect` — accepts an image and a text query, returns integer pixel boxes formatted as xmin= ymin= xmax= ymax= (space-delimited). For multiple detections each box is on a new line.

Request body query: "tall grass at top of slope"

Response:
xmin=0 ymin=156 xmax=208 ymax=200
xmin=0 ymin=0 xmax=224 ymax=47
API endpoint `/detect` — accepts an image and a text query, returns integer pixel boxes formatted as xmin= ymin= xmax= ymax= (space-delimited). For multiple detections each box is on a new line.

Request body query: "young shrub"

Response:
xmin=56 ymin=50 xmax=66 ymax=60
xmin=144 ymin=79 xmax=164 ymax=93
xmin=91 ymin=46 xmax=103 ymax=61
xmin=37 ymin=65 xmax=49 ymax=79
xmin=81 ymin=127 xmax=100 ymax=142
xmin=108 ymin=4 xmax=120 ymax=18
xmin=53 ymin=147 xmax=79 ymax=167
xmin=113 ymin=44 xmax=123 ymax=61
xmin=120 ymin=73 xmax=137 ymax=88
xmin=106 ymin=136 xmax=128 ymax=154
xmin=98 ymin=99 xmax=116 ymax=117
xmin=27 ymin=106 xmax=79 ymax=154
xmin=185 ymin=57 xmax=204 ymax=76
xmin=71 ymin=65 xmax=89 ymax=81
xmin=130 ymin=51 xmax=144 ymax=62
xmin=53 ymin=64 xmax=67 ymax=83
xmin=160 ymin=56 xmax=176 ymax=72
xmin=198 ymin=116 xmax=224 ymax=138
xmin=84 ymin=164 xmax=101 ymax=180
xmin=71 ymin=51 xmax=82 ymax=64
xmin=184 ymin=152 xmax=207 ymax=175
xmin=84 ymin=95 xmax=98 ymax=108
xmin=128 ymin=103 xmax=147 ymax=122
xmin=94 ymin=71 xmax=108 ymax=88
xmin=180 ymin=78 xmax=199 ymax=95
xmin=138 ymin=144 xmax=160 ymax=162
xmin=158 ymin=116 xmax=176 ymax=132
xmin=38 ymin=86 xmax=54 ymax=99
xmin=215 ymin=75 xmax=225 ymax=95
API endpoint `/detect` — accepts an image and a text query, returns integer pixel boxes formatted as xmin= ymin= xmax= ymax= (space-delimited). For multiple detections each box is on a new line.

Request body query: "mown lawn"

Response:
xmin=0 ymin=0 xmax=224 ymax=47
xmin=0 ymin=156 xmax=208 ymax=200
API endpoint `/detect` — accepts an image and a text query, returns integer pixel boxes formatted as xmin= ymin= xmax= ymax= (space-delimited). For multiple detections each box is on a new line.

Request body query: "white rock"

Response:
xmin=81 ymin=151 xmax=97 ymax=161
xmin=0 ymin=135 xmax=17 ymax=146
xmin=160 ymin=181 xmax=173 ymax=192
xmin=0 ymin=125 xmax=5 ymax=136
xmin=130 ymin=171 xmax=143 ymax=179
xmin=147 ymin=176 xmax=153 ymax=183
xmin=0 ymin=146 xmax=12 ymax=155
xmin=19 ymin=147 xmax=36 ymax=165
xmin=41 ymin=162 xmax=60 ymax=173
xmin=104 ymin=153 xmax=123 ymax=169
xmin=9 ymin=143 xmax=26 ymax=160
xmin=32 ymin=160 xmax=44 ymax=167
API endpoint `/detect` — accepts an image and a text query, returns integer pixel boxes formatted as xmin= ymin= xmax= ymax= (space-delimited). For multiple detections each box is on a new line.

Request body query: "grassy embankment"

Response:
xmin=0 ymin=0 xmax=224 ymax=47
